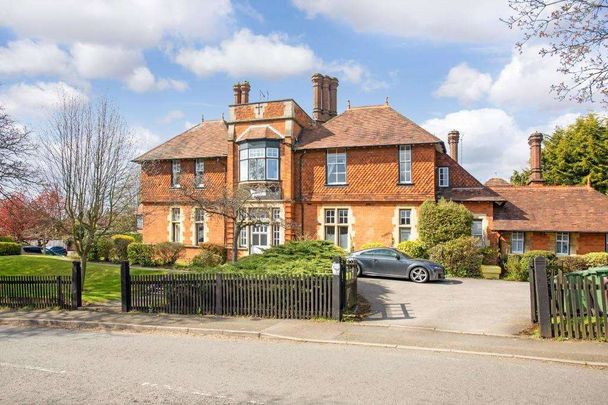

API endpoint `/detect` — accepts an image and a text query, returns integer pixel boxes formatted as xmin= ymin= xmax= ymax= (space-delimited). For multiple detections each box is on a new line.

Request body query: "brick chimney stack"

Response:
xmin=528 ymin=131 xmax=544 ymax=185
xmin=233 ymin=82 xmax=241 ymax=105
xmin=447 ymin=130 xmax=460 ymax=162
xmin=240 ymin=81 xmax=250 ymax=104
xmin=321 ymin=76 xmax=331 ymax=119
xmin=329 ymin=77 xmax=339 ymax=117
xmin=312 ymin=73 xmax=324 ymax=122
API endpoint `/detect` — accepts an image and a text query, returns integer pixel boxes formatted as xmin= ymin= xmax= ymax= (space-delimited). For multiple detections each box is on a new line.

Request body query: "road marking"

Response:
xmin=0 ymin=362 xmax=66 ymax=375
xmin=141 ymin=382 xmax=264 ymax=404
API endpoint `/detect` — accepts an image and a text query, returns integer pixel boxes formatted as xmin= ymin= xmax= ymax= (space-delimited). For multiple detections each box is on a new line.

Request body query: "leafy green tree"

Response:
xmin=418 ymin=199 xmax=473 ymax=247
xmin=510 ymin=169 xmax=529 ymax=185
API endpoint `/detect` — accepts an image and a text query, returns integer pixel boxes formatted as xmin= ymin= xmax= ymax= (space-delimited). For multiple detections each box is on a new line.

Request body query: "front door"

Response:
xmin=250 ymin=223 xmax=269 ymax=254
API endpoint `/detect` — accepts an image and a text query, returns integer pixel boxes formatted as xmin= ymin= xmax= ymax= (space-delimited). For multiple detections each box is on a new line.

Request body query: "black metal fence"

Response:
xmin=530 ymin=257 xmax=608 ymax=340
xmin=121 ymin=257 xmax=357 ymax=320
xmin=0 ymin=262 xmax=82 ymax=309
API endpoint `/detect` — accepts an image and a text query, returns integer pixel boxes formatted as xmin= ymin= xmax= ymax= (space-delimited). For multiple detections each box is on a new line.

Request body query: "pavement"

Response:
xmin=2 ymin=326 xmax=607 ymax=404
xmin=358 ymin=277 xmax=531 ymax=335
xmin=1 ymin=307 xmax=607 ymax=367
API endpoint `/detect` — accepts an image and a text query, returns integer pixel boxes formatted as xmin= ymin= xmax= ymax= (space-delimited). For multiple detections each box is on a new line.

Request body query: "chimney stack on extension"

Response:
xmin=312 ymin=73 xmax=339 ymax=123
xmin=528 ymin=132 xmax=544 ymax=185
xmin=447 ymin=130 xmax=460 ymax=162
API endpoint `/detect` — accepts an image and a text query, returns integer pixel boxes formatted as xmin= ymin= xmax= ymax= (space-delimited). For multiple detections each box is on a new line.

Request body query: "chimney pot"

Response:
xmin=528 ymin=131 xmax=544 ymax=185
xmin=233 ymin=82 xmax=241 ymax=105
xmin=240 ymin=81 xmax=251 ymax=104
xmin=447 ymin=130 xmax=460 ymax=162
xmin=329 ymin=76 xmax=339 ymax=117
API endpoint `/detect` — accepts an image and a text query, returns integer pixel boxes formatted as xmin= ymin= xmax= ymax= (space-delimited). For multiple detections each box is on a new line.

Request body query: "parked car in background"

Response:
xmin=348 ymin=248 xmax=445 ymax=283
xmin=22 ymin=245 xmax=43 ymax=254
xmin=45 ymin=246 xmax=67 ymax=256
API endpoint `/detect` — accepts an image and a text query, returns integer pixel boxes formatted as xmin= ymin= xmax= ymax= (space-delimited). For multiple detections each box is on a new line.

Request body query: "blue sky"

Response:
xmin=0 ymin=0 xmax=599 ymax=181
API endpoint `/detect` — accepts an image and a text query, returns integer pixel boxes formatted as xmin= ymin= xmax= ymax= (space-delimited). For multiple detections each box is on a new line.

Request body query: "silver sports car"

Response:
xmin=348 ymin=248 xmax=445 ymax=283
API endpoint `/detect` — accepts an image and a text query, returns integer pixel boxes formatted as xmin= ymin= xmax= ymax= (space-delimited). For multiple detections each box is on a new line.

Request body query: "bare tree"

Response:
xmin=504 ymin=0 xmax=608 ymax=105
xmin=0 ymin=107 xmax=34 ymax=197
xmin=44 ymin=96 xmax=136 ymax=284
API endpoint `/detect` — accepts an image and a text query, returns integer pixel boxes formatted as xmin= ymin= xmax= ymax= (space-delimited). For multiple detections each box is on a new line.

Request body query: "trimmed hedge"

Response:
xmin=360 ymin=242 xmax=385 ymax=250
xmin=127 ymin=243 xmax=156 ymax=267
xmin=480 ymin=246 xmax=500 ymax=265
xmin=0 ymin=236 xmax=16 ymax=243
xmin=199 ymin=242 xmax=227 ymax=264
xmin=428 ymin=236 xmax=482 ymax=278
xmin=111 ymin=234 xmax=136 ymax=261
xmin=506 ymin=250 xmax=557 ymax=281
xmin=584 ymin=252 xmax=608 ymax=267
xmin=418 ymin=198 xmax=473 ymax=247
xmin=557 ymin=255 xmax=588 ymax=273
xmin=0 ymin=242 xmax=21 ymax=256
xmin=396 ymin=240 xmax=428 ymax=259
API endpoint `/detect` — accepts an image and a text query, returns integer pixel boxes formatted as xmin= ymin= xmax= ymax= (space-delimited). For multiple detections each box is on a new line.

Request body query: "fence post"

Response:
xmin=56 ymin=276 xmax=63 ymax=308
xmin=215 ymin=273 xmax=223 ymax=315
xmin=528 ymin=260 xmax=537 ymax=323
xmin=331 ymin=256 xmax=342 ymax=321
xmin=71 ymin=261 xmax=82 ymax=308
xmin=120 ymin=261 xmax=131 ymax=312
xmin=533 ymin=256 xmax=552 ymax=338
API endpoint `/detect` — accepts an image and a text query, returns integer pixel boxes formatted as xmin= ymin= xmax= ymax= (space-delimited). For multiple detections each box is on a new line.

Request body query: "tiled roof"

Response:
xmin=134 ymin=120 xmax=228 ymax=162
xmin=236 ymin=125 xmax=283 ymax=142
xmin=436 ymin=153 xmax=504 ymax=202
xmin=296 ymin=105 xmax=443 ymax=150
xmin=489 ymin=185 xmax=608 ymax=232
xmin=485 ymin=177 xmax=511 ymax=187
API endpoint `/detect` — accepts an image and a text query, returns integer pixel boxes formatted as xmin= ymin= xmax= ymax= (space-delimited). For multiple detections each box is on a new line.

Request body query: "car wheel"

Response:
xmin=356 ymin=264 xmax=363 ymax=277
xmin=409 ymin=267 xmax=429 ymax=283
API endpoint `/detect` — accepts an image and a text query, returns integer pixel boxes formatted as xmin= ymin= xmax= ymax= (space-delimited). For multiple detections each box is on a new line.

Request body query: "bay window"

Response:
xmin=239 ymin=141 xmax=280 ymax=181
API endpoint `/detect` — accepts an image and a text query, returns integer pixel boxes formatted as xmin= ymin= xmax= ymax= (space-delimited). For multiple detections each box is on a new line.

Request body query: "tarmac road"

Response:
xmin=0 ymin=326 xmax=606 ymax=404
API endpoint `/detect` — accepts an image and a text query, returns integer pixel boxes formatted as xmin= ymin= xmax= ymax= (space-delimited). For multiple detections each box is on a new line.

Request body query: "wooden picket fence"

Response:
xmin=121 ymin=258 xmax=357 ymax=320
xmin=530 ymin=257 xmax=608 ymax=340
xmin=0 ymin=262 xmax=83 ymax=309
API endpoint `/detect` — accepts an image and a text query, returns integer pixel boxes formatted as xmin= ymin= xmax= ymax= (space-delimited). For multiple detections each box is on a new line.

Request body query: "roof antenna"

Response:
xmin=347 ymin=99 xmax=351 ymax=109
xmin=221 ymin=113 xmax=225 ymax=121
xmin=385 ymin=96 xmax=389 ymax=106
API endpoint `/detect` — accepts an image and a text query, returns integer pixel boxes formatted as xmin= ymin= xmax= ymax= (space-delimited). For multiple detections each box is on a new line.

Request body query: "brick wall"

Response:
xmin=501 ymin=231 xmax=606 ymax=255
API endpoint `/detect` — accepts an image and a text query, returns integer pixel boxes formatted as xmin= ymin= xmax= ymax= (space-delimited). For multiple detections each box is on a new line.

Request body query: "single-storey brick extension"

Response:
xmin=135 ymin=75 xmax=608 ymax=259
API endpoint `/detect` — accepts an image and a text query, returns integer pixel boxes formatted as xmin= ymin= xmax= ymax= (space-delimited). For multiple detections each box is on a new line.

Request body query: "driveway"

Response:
xmin=358 ymin=277 xmax=531 ymax=336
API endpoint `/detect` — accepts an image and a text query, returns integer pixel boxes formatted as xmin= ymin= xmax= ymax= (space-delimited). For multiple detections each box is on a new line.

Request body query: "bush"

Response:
xmin=199 ymin=242 xmax=227 ymax=264
xmin=418 ymin=198 xmax=473 ymax=247
xmin=480 ymin=246 xmax=500 ymax=265
xmin=396 ymin=240 xmax=428 ymax=258
xmin=111 ymin=234 xmax=136 ymax=261
xmin=428 ymin=236 xmax=482 ymax=278
xmin=360 ymin=242 xmax=385 ymax=250
xmin=508 ymin=250 xmax=557 ymax=282
xmin=0 ymin=236 xmax=16 ymax=243
xmin=0 ymin=242 xmax=21 ymax=256
xmin=557 ymin=255 xmax=588 ymax=273
xmin=429 ymin=236 xmax=483 ymax=277
xmin=127 ymin=243 xmax=156 ymax=267
xmin=97 ymin=237 xmax=114 ymax=261
xmin=192 ymin=250 xmax=223 ymax=268
xmin=123 ymin=232 xmax=143 ymax=243
xmin=584 ymin=252 xmax=608 ymax=267
xmin=155 ymin=242 xmax=184 ymax=266
xmin=504 ymin=254 xmax=522 ymax=280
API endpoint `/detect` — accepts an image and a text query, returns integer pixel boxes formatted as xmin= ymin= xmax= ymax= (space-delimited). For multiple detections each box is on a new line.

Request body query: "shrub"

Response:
xmin=360 ymin=242 xmax=385 ymax=250
xmin=155 ymin=242 xmax=184 ymax=266
xmin=504 ymin=254 xmax=522 ymax=280
xmin=0 ymin=236 xmax=16 ymax=243
xmin=480 ymin=246 xmax=500 ymax=265
xmin=418 ymin=198 xmax=473 ymax=247
xmin=557 ymin=255 xmax=588 ymax=273
xmin=192 ymin=250 xmax=223 ymax=268
xmin=199 ymin=242 xmax=227 ymax=264
xmin=509 ymin=250 xmax=557 ymax=282
xmin=123 ymin=232 xmax=143 ymax=243
xmin=584 ymin=252 xmax=608 ymax=268
xmin=97 ymin=237 xmax=115 ymax=261
xmin=0 ymin=242 xmax=21 ymax=256
xmin=396 ymin=240 xmax=428 ymax=258
xmin=428 ymin=236 xmax=482 ymax=277
xmin=127 ymin=243 xmax=156 ymax=267
xmin=111 ymin=234 xmax=136 ymax=261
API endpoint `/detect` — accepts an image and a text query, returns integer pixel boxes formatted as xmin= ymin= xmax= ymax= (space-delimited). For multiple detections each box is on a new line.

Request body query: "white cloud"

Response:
xmin=71 ymin=43 xmax=143 ymax=79
xmin=125 ymin=67 xmax=188 ymax=93
xmin=0 ymin=39 xmax=72 ymax=78
xmin=292 ymin=0 xmax=514 ymax=43
xmin=174 ymin=29 xmax=318 ymax=79
xmin=434 ymin=63 xmax=492 ymax=104
xmin=131 ymin=126 xmax=163 ymax=156
xmin=159 ymin=110 xmax=185 ymax=124
xmin=0 ymin=81 xmax=87 ymax=120
xmin=0 ymin=0 xmax=234 ymax=47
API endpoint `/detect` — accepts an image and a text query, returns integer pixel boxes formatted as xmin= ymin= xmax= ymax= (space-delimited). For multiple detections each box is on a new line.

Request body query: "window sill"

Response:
xmin=397 ymin=182 xmax=414 ymax=186
xmin=438 ymin=185 xmax=450 ymax=188
xmin=325 ymin=183 xmax=348 ymax=187
xmin=169 ymin=185 xmax=182 ymax=190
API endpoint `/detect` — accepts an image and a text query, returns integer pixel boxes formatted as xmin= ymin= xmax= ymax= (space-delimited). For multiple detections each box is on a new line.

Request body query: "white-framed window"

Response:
xmin=399 ymin=145 xmax=412 ymax=184
xmin=324 ymin=208 xmax=349 ymax=249
xmin=472 ymin=219 xmax=484 ymax=245
xmin=398 ymin=209 xmax=412 ymax=242
xmin=438 ymin=167 xmax=449 ymax=187
xmin=239 ymin=141 xmax=280 ymax=181
xmin=511 ymin=231 xmax=524 ymax=254
xmin=272 ymin=208 xmax=281 ymax=246
xmin=556 ymin=232 xmax=570 ymax=255
xmin=326 ymin=151 xmax=347 ymax=185
xmin=170 ymin=207 xmax=181 ymax=243
xmin=238 ymin=210 xmax=247 ymax=248
xmin=194 ymin=208 xmax=204 ymax=244
xmin=135 ymin=214 xmax=144 ymax=230
xmin=171 ymin=160 xmax=181 ymax=187
xmin=195 ymin=159 xmax=205 ymax=188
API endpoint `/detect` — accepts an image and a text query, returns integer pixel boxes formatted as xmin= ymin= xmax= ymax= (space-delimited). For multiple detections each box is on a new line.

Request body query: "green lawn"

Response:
xmin=0 ymin=255 xmax=168 ymax=304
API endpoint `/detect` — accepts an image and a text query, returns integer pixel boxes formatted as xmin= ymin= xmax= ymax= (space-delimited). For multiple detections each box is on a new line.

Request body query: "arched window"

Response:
xmin=239 ymin=141 xmax=280 ymax=181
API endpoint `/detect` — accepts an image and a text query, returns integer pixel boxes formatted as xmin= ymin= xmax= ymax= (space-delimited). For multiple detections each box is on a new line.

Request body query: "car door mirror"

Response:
xmin=394 ymin=254 xmax=401 ymax=260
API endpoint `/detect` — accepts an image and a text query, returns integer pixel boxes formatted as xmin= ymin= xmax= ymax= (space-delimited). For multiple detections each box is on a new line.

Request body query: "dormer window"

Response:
xmin=239 ymin=141 xmax=280 ymax=181
xmin=171 ymin=160 xmax=181 ymax=187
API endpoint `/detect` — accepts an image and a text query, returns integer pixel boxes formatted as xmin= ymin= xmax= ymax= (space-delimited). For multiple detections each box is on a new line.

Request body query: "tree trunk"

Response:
xmin=80 ymin=255 xmax=87 ymax=290
xmin=231 ymin=232 xmax=238 ymax=263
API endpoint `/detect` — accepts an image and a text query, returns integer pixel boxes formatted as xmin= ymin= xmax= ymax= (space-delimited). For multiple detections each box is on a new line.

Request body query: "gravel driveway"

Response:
xmin=358 ymin=277 xmax=531 ymax=336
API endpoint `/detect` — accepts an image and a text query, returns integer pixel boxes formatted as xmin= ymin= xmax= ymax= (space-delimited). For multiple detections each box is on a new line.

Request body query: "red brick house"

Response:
xmin=135 ymin=75 xmax=608 ymax=259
